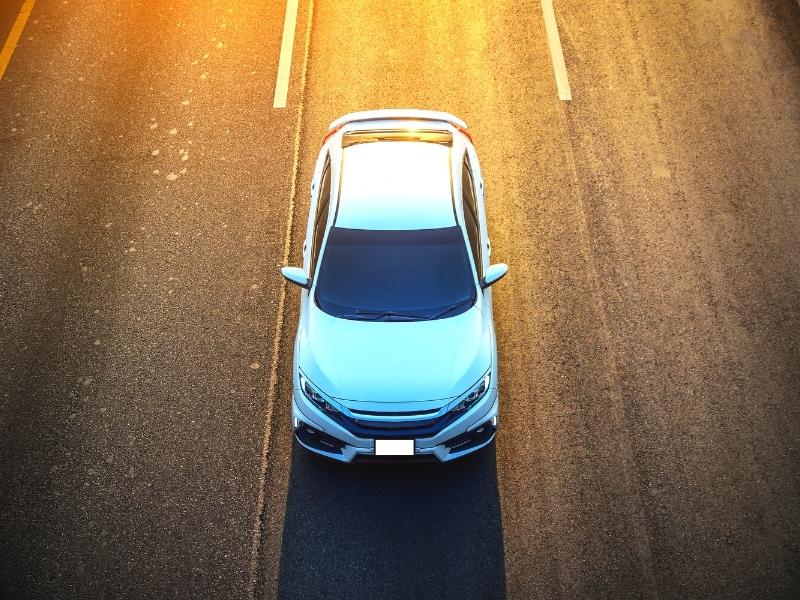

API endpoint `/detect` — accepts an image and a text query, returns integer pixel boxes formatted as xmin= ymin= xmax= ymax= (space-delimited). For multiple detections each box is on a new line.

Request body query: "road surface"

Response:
xmin=1 ymin=1 xmax=798 ymax=599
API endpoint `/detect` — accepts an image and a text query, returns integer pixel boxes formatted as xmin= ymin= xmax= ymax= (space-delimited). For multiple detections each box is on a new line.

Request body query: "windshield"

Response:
xmin=315 ymin=226 xmax=476 ymax=321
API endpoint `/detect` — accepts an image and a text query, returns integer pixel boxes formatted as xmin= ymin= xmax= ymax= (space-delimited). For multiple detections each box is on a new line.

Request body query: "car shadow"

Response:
xmin=276 ymin=442 xmax=506 ymax=600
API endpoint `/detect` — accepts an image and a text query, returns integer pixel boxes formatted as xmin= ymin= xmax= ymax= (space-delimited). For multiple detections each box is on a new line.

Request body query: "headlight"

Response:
xmin=299 ymin=374 xmax=340 ymax=414
xmin=451 ymin=371 xmax=491 ymax=413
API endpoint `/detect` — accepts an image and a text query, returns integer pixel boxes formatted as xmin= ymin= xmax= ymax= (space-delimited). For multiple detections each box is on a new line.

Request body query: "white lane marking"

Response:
xmin=247 ymin=0 xmax=315 ymax=597
xmin=541 ymin=0 xmax=572 ymax=101
xmin=272 ymin=0 xmax=300 ymax=108
xmin=0 ymin=0 xmax=37 ymax=81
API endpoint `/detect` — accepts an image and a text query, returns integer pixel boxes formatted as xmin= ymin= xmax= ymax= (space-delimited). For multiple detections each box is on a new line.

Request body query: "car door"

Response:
xmin=304 ymin=153 xmax=331 ymax=278
xmin=465 ymin=145 xmax=490 ymax=272
xmin=461 ymin=154 xmax=484 ymax=279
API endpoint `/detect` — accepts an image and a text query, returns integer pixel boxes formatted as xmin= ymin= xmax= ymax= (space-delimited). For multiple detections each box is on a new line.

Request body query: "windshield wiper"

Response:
xmin=429 ymin=298 xmax=475 ymax=320
xmin=340 ymin=310 xmax=424 ymax=321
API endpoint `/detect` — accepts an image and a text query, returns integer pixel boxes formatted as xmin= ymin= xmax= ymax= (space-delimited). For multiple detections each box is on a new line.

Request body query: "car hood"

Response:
xmin=298 ymin=304 xmax=492 ymax=409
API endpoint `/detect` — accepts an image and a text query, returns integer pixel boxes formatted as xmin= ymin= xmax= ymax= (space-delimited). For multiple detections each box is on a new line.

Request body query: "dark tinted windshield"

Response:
xmin=315 ymin=226 xmax=476 ymax=321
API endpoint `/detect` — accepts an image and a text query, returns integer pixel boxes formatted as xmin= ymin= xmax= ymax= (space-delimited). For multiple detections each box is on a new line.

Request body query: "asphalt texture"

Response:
xmin=1 ymin=1 xmax=799 ymax=599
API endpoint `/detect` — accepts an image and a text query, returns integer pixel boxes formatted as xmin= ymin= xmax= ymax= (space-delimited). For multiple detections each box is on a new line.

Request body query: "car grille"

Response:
xmin=348 ymin=407 xmax=440 ymax=418
xmin=329 ymin=409 xmax=462 ymax=439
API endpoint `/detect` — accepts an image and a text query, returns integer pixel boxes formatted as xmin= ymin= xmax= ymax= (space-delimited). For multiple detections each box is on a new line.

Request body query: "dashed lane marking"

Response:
xmin=272 ymin=0 xmax=300 ymax=108
xmin=0 ymin=0 xmax=36 ymax=81
xmin=541 ymin=0 xmax=572 ymax=101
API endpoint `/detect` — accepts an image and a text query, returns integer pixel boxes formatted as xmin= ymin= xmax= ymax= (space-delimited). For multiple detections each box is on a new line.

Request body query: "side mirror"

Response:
xmin=480 ymin=263 xmax=508 ymax=288
xmin=281 ymin=266 xmax=311 ymax=289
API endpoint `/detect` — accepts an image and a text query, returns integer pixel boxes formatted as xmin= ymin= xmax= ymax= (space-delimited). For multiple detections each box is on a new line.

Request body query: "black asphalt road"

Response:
xmin=1 ymin=1 xmax=799 ymax=599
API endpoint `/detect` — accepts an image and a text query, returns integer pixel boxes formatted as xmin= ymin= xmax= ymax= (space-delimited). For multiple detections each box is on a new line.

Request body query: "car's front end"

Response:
xmin=290 ymin=363 xmax=499 ymax=463
xmin=288 ymin=279 xmax=500 ymax=463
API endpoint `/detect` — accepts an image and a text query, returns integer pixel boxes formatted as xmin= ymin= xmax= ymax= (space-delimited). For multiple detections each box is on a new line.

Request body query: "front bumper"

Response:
xmin=290 ymin=387 xmax=499 ymax=463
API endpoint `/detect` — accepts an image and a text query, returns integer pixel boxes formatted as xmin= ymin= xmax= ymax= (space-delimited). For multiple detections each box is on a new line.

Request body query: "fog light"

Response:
xmin=492 ymin=415 xmax=497 ymax=427
xmin=293 ymin=417 xmax=300 ymax=429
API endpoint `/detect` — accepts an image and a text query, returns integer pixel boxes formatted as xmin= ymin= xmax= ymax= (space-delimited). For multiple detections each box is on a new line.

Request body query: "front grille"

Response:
xmin=348 ymin=407 xmax=440 ymax=418
xmin=353 ymin=453 xmax=439 ymax=464
xmin=329 ymin=409 xmax=462 ymax=439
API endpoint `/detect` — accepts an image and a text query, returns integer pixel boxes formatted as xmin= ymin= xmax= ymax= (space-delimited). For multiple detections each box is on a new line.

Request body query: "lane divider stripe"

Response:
xmin=0 ymin=0 xmax=37 ymax=81
xmin=541 ymin=0 xmax=572 ymax=101
xmin=272 ymin=0 xmax=300 ymax=108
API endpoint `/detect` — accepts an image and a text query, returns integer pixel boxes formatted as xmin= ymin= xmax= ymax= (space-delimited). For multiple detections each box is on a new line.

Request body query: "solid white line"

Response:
xmin=0 ymin=0 xmax=37 ymax=81
xmin=272 ymin=0 xmax=300 ymax=108
xmin=541 ymin=0 xmax=572 ymax=101
xmin=248 ymin=0 xmax=314 ymax=597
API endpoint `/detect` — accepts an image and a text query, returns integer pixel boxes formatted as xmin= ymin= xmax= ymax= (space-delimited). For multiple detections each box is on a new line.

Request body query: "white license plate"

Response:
xmin=374 ymin=439 xmax=414 ymax=456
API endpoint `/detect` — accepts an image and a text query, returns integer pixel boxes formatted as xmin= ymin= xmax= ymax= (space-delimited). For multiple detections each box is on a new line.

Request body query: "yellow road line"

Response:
xmin=541 ymin=0 xmax=572 ymax=101
xmin=272 ymin=0 xmax=299 ymax=108
xmin=0 ymin=0 xmax=36 ymax=81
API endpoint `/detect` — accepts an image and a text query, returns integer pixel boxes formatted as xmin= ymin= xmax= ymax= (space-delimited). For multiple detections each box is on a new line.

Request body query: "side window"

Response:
xmin=310 ymin=161 xmax=331 ymax=277
xmin=461 ymin=158 xmax=482 ymax=276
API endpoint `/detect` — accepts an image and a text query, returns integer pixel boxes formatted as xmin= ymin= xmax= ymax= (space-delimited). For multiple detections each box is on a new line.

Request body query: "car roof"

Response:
xmin=334 ymin=141 xmax=455 ymax=231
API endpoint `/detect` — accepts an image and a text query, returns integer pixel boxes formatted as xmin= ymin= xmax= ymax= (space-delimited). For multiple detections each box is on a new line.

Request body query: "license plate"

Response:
xmin=374 ymin=439 xmax=414 ymax=456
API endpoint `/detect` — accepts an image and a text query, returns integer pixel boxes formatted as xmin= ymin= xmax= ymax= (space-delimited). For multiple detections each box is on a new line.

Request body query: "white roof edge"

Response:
xmin=329 ymin=109 xmax=467 ymax=131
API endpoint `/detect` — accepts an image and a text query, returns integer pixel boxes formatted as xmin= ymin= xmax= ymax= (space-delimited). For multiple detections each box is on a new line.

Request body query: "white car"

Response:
xmin=281 ymin=109 xmax=507 ymax=462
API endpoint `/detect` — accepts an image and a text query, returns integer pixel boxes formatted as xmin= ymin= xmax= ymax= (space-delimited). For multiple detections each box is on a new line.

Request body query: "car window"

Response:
xmin=461 ymin=158 xmax=482 ymax=276
xmin=315 ymin=227 xmax=476 ymax=321
xmin=310 ymin=161 xmax=331 ymax=277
